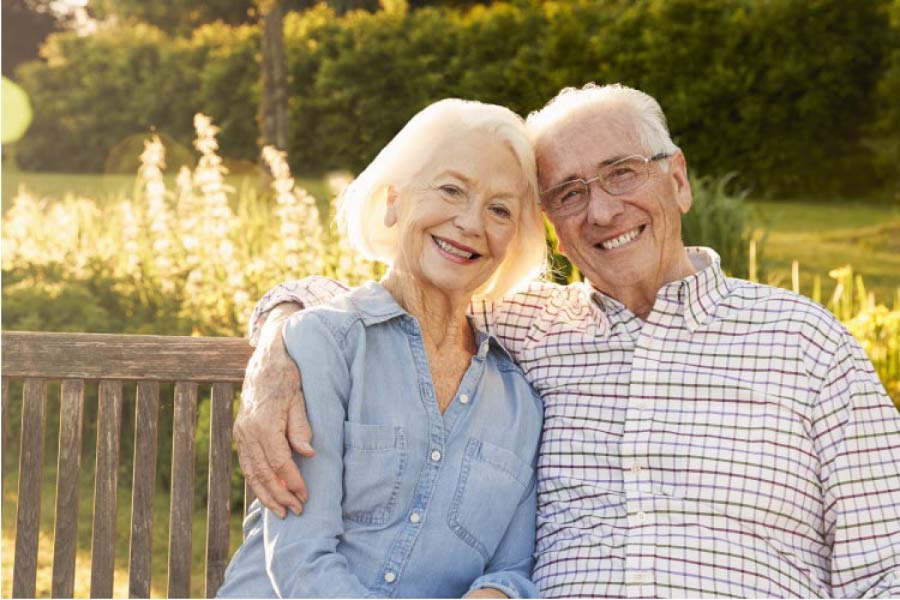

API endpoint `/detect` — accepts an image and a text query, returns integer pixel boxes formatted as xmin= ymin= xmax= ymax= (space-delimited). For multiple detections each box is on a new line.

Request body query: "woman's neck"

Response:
xmin=381 ymin=269 xmax=475 ymax=353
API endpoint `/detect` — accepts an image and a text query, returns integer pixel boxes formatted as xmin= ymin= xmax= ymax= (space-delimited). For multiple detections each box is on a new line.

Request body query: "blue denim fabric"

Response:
xmin=217 ymin=282 xmax=543 ymax=598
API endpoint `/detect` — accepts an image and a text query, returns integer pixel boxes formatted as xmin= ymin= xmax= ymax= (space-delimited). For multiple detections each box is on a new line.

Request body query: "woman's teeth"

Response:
xmin=434 ymin=236 xmax=475 ymax=259
xmin=600 ymin=226 xmax=643 ymax=250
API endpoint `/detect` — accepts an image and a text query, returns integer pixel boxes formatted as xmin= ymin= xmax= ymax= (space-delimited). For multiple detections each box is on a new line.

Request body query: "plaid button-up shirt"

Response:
xmin=250 ymin=247 xmax=900 ymax=598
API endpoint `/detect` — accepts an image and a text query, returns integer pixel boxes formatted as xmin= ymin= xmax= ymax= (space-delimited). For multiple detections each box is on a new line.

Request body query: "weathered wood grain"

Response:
xmin=90 ymin=380 xmax=123 ymax=599
xmin=168 ymin=382 xmax=198 ymax=599
xmin=2 ymin=331 xmax=252 ymax=383
xmin=12 ymin=378 xmax=47 ymax=599
xmin=206 ymin=383 xmax=234 ymax=597
xmin=51 ymin=379 xmax=86 ymax=598
xmin=128 ymin=381 xmax=160 ymax=599
xmin=1 ymin=376 xmax=10 ymax=488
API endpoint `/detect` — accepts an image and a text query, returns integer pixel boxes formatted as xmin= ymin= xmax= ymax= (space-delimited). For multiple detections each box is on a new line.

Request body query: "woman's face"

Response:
xmin=386 ymin=131 xmax=528 ymax=298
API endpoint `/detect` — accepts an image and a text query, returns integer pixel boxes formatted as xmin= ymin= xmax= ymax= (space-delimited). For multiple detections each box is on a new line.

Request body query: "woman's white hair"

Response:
xmin=526 ymin=83 xmax=680 ymax=158
xmin=338 ymin=98 xmax=547 ymax=301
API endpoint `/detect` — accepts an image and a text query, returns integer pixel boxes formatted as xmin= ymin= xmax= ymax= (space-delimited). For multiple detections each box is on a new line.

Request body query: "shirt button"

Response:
xmin=631 ymin=511 xmax=649 ymax=525
xmin=635 ymin=400 xmax=651 ymax=410
xmin=628 ymin=571 xmax=649 ymax=584
xmin=459 ymin=394 xmax=470 ymax=404
xmin=629 ymin=464 xmax=643 ymax=473
xmin=409 ymin=512 xmax=421 ymax=524
xmin=384 ymin=571 xmax=397 ymax=583
xmin=431 ymin=450 xmax=442 ymax=462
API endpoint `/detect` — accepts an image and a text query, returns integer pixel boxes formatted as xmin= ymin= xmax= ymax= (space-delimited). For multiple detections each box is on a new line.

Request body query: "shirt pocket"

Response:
xmin=447 ymin=438 xmax=534 ymax=562
xmin=342 ymin=422 xmax=407 ymax=526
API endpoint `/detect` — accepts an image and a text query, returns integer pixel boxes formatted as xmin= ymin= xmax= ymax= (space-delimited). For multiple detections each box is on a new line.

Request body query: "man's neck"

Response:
xmin=597 ymin=250 xmax=698 ymax=320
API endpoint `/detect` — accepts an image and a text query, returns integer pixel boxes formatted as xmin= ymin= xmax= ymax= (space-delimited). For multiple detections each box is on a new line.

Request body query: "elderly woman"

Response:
xmin=216 ymin=99 xmax=547 ymax=599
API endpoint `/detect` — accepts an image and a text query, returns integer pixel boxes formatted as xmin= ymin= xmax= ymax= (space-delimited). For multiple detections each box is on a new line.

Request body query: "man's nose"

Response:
xmin=585 ymin=186 xmax=625 ymax=226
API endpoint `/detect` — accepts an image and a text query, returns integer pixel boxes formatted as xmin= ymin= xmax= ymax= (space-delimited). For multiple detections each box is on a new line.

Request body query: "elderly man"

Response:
xmin=235 ymin=84 xmax=900 ymax=597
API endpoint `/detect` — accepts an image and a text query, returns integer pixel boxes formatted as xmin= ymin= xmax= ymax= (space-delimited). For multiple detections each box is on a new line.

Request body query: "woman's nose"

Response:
xmin=453 ymin=202 xmax=484 ymax=236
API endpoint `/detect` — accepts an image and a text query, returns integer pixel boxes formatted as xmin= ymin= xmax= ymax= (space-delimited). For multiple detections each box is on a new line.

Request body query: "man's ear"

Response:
xmin=384 ymin=185 xmax=399 ymax=227
xmin=670 ymin=152 xmax=692 ymax=214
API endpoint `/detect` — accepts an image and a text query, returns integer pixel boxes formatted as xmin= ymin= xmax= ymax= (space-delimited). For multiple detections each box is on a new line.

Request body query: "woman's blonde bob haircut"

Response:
xmin=338 ymin=98 xmax=547 ymax=301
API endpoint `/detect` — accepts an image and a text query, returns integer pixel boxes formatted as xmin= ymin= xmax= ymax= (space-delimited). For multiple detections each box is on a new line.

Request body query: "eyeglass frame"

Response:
xmin=539 ymin=152 xmax=673 ymax=217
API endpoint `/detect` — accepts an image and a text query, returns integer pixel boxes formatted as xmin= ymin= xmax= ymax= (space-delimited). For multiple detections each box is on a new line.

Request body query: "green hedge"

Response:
xmin=14 ymin=0 xmax=897 ymax=194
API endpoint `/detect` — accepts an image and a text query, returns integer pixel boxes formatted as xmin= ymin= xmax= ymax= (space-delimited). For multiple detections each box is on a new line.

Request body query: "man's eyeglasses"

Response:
xmin=540 ymin=153 xmax=672 ymax=217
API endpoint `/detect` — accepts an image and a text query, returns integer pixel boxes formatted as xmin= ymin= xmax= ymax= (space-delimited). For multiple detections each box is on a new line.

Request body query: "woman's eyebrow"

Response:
xmin=433 ymin=169 xmax=471 ymax=183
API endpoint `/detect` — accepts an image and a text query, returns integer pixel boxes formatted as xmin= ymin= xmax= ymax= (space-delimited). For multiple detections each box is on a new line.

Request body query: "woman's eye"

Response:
xmin=489 ymin=204 xmax=512 ymax=219
xmin=439 ymin=184 xmax=463 ymax=197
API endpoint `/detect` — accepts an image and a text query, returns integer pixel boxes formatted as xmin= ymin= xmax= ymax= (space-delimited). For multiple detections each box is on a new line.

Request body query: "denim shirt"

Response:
xmin=218 ymin=282 xmax=543 ymax=598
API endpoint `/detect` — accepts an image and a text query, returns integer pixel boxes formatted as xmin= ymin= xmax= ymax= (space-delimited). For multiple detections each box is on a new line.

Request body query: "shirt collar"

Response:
xmin=587 ymin=247 xmax=731 ymax=332
xmin=350 ymin=281 xmax=514 ymax=362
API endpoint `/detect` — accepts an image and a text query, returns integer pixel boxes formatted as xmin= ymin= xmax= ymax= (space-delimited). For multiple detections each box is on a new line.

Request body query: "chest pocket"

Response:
xmin=342 ymin=422 xmax=407 ymax=526
xmin=447 ymin=438 xmax=533 ymax=562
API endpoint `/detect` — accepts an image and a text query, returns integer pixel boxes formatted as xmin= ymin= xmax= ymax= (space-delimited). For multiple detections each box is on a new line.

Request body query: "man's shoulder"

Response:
xmin=723 ymin=277 xmax=848 ymax=348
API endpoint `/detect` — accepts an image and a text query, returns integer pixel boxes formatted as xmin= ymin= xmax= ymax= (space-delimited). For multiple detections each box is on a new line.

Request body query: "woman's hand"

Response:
xmin=234 ymin=302 xmax=313 ymax=517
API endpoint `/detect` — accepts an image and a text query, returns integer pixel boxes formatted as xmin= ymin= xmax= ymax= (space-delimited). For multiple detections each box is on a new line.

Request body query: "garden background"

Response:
xmin=2 ymin=0 xmax=899 ymax=596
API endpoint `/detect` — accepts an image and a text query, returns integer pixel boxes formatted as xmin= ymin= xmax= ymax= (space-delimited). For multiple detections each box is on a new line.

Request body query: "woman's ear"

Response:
xmin=384 ymin=185 xmax=399 ymax=228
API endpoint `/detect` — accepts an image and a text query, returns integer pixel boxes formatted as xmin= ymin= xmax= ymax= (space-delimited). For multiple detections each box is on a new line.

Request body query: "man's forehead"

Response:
xmin=535 ymin=106 xmax=643 ymax=182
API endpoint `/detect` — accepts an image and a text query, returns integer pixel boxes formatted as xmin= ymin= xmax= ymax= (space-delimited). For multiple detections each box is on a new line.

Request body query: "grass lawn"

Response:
xmin=1 ymin=170 xmax=333 ymax=215
xmin=749 ymin=199 xmax=900 ymax=304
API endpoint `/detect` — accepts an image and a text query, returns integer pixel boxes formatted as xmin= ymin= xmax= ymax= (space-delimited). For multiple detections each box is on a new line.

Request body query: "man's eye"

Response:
xmin=607 ymin=167 xmax=638 ymax=182
xmin=556 ymin=187 xmax=584 ymax=205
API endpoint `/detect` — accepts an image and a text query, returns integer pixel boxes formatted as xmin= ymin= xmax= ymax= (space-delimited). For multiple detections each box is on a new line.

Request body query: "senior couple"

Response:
xmin=217 ymin=84 xmax=900 ymax=598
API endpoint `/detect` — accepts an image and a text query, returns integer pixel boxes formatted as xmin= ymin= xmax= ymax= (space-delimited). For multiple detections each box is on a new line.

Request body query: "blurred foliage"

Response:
xmin=11 ymin=0 xmax=898 ymax=196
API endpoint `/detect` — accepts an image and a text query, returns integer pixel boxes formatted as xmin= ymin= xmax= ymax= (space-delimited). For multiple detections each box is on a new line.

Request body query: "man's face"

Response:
xmin=536 ymin=107 xmax=693 ymax=298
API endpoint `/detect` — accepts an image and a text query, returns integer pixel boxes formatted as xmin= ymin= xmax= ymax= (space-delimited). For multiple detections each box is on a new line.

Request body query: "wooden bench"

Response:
xmin=1 ymin=331 xmax=255 ymax=598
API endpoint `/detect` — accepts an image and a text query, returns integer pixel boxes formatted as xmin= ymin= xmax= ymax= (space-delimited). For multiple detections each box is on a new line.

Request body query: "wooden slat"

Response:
xmin=12 ymin=378 xmax=47 ymax=599
xmin=128 ymin=381 xmax=160 ymax=598
xmin=51 ymin=379 xmax=86 ymax=598
xmin=205 ymin=383 xmax=234 ymax=597
xmin=168 ymin=382 xmax=198 ymax=599
xmin=90 ymin=380 xmax=123 ymax=598
xmin=2 ymin=331 xmax=252 ymax=383
xmin=1 ymin=376 xmax=10 ymax=488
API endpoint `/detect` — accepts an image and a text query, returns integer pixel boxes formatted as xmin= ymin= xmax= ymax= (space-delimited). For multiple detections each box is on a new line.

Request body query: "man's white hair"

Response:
xmin=526 ymin=83 xmax=680 ymax=158
xmin=338 ymin=98 xmax=547 ymax=301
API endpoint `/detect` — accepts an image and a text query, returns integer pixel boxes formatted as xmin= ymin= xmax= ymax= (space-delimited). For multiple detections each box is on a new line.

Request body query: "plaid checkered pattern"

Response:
xmin=249 ymin=247 xmax=900 ymax=598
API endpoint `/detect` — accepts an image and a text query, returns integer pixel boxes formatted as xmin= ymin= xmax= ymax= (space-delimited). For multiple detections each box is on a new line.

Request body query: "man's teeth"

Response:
xmin=600 ymin=226 xmax=642 ymax=250
xmin=435 ymin=237 xmax=475 ymax=259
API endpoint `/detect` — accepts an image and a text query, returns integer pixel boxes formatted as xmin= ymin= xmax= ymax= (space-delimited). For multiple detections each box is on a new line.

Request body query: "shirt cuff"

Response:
xmin=247 ymin=277 xmax=351 ymax=346
xmin=468 ymin=572 xmax=539 ymax=599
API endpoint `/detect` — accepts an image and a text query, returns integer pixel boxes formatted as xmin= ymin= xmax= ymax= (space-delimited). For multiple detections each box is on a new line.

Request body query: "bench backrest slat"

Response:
xmin=168 ymin=382 xmax=199 ymax=599
xmin=13 ymin=378 xmax=47 ymax=599
xmin=51 ymin=378 xmax=86 ymax=598
xmin=129 ymin=381 xmax=160 ymax=598
xmin=206 ymin=383 xmax=234 ymax=597
xmin=3 ymin=331 xmax=252 ymax=382
xmin=90 ymin=380 xmax=124 ymax=598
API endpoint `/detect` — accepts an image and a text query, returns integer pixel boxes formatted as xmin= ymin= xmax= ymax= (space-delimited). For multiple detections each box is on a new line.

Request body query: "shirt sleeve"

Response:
xmin=247 ymin=276 xmax=351 ymax=346
xmin=260 ymin=311 xmax=373 ymax=598
xmin=468 ymin=279 xmax=571 ymax=360
xmin=467 ymin=475 xmax=540 ymax=598
xmin=811 ymin=331 xmax=900 ymax=598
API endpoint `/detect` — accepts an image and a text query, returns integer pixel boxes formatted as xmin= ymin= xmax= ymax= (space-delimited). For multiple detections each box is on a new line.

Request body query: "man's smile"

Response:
xmin=595 ymin=224 xmax=646 ymax=251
